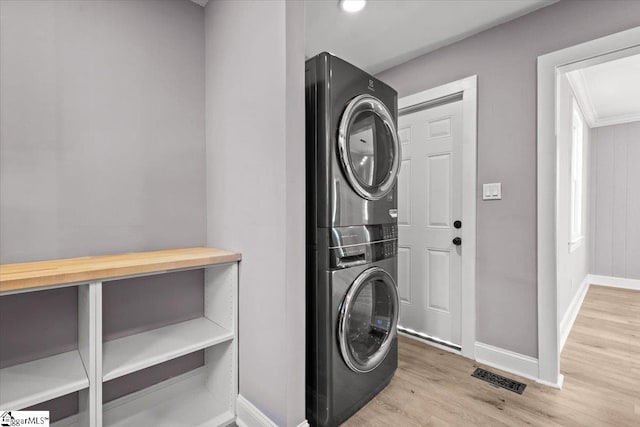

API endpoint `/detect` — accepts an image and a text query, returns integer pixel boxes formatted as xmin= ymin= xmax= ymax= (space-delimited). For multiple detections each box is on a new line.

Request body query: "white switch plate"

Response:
xmin=483 ymin=183 xmax=502 ymax=200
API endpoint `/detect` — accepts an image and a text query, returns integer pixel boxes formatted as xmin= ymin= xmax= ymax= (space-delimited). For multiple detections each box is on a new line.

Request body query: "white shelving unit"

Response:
xmin=0 ymin=248 xmax=240 ymax=427
xmin=101 ymin=262 xmax=238 ymax=427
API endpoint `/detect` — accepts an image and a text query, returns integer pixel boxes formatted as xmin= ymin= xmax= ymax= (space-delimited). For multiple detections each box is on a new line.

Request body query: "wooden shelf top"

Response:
xmin=0 ymin=247 xmax=241 ymax=293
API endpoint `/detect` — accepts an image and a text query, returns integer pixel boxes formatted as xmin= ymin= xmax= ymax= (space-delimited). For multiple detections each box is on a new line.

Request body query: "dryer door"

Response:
xmin=338 ymin=95 xmax=400 ymax=201
xmin=338 ymin=266 xmax=399 ymax=373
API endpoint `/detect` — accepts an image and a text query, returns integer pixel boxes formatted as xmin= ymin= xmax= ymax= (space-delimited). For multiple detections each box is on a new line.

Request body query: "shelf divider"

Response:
xmin=78 ymin=281 xmax=102 ymax=427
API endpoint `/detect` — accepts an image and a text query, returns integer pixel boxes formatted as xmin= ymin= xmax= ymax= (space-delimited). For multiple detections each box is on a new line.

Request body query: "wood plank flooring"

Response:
xmin=345 ymin=285 xmax=640 ymax=426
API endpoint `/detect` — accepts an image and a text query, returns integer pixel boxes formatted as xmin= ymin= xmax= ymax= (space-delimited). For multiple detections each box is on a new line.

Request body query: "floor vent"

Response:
xmin=471 ymin=368 xmax=527 ymax=395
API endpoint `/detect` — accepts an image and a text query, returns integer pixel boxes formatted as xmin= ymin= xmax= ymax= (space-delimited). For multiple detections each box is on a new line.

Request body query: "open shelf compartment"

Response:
xmin=0 ymin=283 xmax=100 ymax=426
xmin=101 ymin=262 xmax=238 ymax=426
xmin=102 ymin=317 xmax=233 ymax=381
xmin=103 ymin=341 xmax=235 ymax=427
xmin=0 ymin=350 xmax=88 ymax=410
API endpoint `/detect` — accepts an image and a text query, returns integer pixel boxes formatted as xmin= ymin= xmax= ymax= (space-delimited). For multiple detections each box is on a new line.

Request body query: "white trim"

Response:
xmin=398 ymin=75 xmax=478 ymax=360
xmin=589 ymin=274 xmax=640 ymax=291
xmin=474 ymin=342 xmax=539 ymax=383
xmin=568 ymin=235 xmax=584 ymax=253
xmin=236 ymin=394 xmax=278 ymax=427
xmin=537 ymin=26 xmax=640 ymax=387
xmin=537 ymin=374 xmax=564 ymax=390
xmin=398 ymin=75 xmax=477 ymax=110
xmin=235 ymin=395 xmax=307 ymax=427
xmin=566 ymin=69 xmax=598 ymax=127
xmin=589 ymin=113 xmax=640 ymax=128
xmin=559 ymin=276 xmax=590 ymax=352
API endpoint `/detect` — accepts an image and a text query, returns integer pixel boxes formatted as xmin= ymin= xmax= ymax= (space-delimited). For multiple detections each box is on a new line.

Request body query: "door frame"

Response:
xmin=537 ymin=26 xmax=640 ymax=387
xmin=397 ymin=75 xmax=477 ymax=359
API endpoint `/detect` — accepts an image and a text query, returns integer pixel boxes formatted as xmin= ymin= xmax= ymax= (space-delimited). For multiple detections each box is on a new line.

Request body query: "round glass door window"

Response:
xmin=338 ymin=267 xmax=399 ymax=373
xmin=338 ymin=95 xmax=400 ymax=200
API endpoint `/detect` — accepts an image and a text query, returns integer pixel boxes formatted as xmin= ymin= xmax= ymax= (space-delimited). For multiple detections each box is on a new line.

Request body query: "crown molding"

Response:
xmin=567 ymin=68 xmax=640 ymax=128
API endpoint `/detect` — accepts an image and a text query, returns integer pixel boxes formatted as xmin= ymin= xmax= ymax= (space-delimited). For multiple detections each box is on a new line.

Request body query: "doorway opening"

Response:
xmin=537 ymin=26 xmax=640 ymax=387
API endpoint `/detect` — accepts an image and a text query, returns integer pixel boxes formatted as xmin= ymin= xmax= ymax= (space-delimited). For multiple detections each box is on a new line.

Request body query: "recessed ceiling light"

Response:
xmin=339 ymin=0 xmax=366 ymax=13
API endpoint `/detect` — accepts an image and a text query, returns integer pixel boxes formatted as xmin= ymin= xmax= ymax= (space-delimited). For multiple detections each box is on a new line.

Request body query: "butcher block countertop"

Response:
xmin=0 ymin=247 xmax=241 ymax=293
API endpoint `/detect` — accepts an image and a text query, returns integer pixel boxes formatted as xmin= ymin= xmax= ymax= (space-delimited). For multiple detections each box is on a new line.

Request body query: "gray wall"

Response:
xmin=591 ymin=121 xmax=640 ymax=280
xmin=0 ymin=0 xmax=206 ymax=264
xmin=0 ymin=0 xmax=207 ymax=414
xmin=204 ymin=1 xmax=306 ymax=425
xmin=556 ymin=74 xmax=590 ymax=321
xmin=377 ymin=0 xmax=640 ymax=357
xmin=102 ymin=270 xmax=204 ymax=342
xmin=0 ymin=287 xmax=77 ymax=368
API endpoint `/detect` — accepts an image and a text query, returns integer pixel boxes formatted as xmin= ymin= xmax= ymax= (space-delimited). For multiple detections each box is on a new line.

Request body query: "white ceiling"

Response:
xmin=567 ymin=54 xmax=640 ymax=128
xmin=306 ymin=0 xmax=557 ymax=74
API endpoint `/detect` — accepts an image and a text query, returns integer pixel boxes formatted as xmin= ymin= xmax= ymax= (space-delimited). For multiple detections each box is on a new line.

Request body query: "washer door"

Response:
xmin=338 ymin=267 xmax=399 ymax=373
xmin=338 ymin=95 xmax=401 ymax=200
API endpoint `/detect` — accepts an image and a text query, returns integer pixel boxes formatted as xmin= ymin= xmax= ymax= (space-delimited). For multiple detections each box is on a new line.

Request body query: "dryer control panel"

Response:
xmin=319 ymin=224 xmax=398 ymax=270
xmin=326 ymin=224 xmax=397 ymax=248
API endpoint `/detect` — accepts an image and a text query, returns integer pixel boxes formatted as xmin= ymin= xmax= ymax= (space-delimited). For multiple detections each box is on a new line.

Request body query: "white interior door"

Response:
xmin=396 ymin=100 xmax=463 ymax=345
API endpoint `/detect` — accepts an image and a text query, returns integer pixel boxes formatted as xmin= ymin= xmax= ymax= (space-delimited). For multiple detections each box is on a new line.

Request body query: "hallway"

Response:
xmin=345 ymin=285 xmax=640 ymax=426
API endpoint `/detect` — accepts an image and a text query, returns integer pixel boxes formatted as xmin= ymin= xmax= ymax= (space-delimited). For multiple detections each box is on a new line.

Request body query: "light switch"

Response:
xmin=483 ymin=183 xmax=502 ymax=200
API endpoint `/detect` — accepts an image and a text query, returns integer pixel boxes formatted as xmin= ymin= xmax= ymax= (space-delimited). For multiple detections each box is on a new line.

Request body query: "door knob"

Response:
xmin=452 ymin=237 xmax=462 ymax=246
xmin=454 ymin=220 xmax=462 ymax=229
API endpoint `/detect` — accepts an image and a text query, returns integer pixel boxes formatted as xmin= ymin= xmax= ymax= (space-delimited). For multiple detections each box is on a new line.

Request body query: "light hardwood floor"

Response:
xmin=345 ymin=285 xmax=640 ymax=426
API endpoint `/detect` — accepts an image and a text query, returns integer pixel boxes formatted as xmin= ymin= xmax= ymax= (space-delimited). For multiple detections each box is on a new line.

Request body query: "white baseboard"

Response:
xmin=589 ymin=274 xmax=640 ymax=291
xmin=474 ymin=342 xmax=539 ymax=382
xmin=536 ymin=373 xmax=564 ymax=389
xmin=236 ymin=395 xmax=277 ymax=427
xmin=236 ymin=395 xmax=309 ymax=427
xmin=559 ymin=276 xmax=590 ymax=352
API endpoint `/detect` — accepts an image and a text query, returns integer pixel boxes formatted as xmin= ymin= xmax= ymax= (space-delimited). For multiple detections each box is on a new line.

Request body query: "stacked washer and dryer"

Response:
xmin=306 ymin=53 xmax=401 ymax=427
